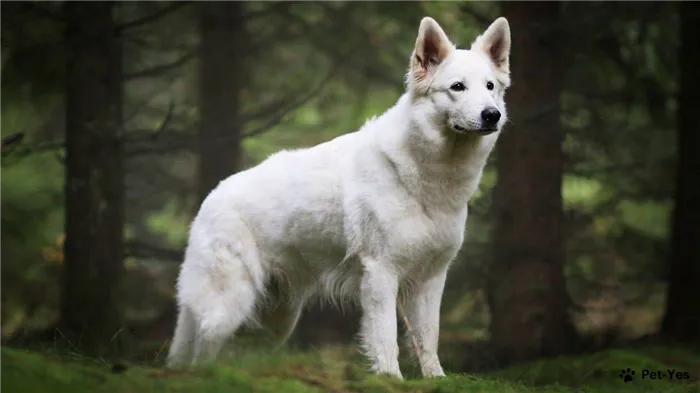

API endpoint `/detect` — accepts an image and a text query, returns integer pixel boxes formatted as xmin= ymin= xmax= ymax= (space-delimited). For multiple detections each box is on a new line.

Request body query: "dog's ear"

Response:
xmin=471 ymin=17 xmax=511 ymax=86
xmin=409 ymin=17 xmax=455 ymax=94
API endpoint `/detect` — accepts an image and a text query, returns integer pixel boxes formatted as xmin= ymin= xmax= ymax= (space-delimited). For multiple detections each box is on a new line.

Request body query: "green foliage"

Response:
xmin=145 ymin=199 xmax=191 ymax=247
xmin=618 ymin=200 xmax=672 ymax=240
xmin=1 ymin=98 xmax=65 ymax=337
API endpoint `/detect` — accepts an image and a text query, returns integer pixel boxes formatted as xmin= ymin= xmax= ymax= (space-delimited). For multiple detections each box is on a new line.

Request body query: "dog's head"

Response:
xmin=407 ymin=17 xmax=511 ymax=135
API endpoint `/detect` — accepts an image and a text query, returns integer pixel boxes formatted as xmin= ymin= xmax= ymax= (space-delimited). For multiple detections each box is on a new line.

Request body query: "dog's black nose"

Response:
xmin=481 ymin=107 xmax=501 ymax=126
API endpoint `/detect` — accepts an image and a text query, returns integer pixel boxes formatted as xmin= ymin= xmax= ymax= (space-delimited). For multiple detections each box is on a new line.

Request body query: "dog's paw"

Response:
xmin=422 ymin=363 xmax=446 ymax=379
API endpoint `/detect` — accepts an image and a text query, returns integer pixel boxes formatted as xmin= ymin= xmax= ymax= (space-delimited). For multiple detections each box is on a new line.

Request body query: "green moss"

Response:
xmin=2 ymin=346 xmax=698 ymax=393
xmin=491 ymin=348 xmax=699 ymax=392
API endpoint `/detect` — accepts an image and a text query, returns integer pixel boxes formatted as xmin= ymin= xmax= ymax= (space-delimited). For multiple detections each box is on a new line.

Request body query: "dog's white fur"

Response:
xmin=167 ymin=17 xmax=511 ymax=379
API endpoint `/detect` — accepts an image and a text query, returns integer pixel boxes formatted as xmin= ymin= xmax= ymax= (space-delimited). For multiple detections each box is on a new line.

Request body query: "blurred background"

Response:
xmin=1 ymin=0 xmax=698 ymax=372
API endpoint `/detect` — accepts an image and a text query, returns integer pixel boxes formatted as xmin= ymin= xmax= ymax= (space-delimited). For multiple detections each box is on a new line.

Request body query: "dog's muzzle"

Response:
xmin=453 ymin=123 xmax=498 ymax=135
xmin=475 ymin=128 xmax=499 ymax=135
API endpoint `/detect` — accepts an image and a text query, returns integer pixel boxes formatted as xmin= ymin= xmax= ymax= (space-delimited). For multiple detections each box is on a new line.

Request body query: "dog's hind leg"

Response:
xmin=257 ymin=276 xmax=308 ymax=348
xmin=260 ymin=300 xmax=305 ymax=348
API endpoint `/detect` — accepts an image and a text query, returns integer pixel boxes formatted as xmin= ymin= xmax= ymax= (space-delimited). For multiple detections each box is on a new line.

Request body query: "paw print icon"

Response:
xmin=619 ymin=368 xmax=635 ymax=382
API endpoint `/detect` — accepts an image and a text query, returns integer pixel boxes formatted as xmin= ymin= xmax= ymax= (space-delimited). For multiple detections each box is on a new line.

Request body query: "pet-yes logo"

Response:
xmin=618 ymin=367 xmax=691 ymax=383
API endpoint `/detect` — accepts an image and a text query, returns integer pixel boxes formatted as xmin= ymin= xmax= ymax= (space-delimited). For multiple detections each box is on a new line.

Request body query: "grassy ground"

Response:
xmin=1 ymin=344 xmax=699 ymax=393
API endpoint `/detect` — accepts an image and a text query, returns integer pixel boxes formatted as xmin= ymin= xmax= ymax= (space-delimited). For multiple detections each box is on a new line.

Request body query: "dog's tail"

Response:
xmin=166 ymin=305 xmax=196 ymax=368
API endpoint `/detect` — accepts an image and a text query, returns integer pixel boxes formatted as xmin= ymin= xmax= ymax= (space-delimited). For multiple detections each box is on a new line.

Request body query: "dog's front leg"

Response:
xmin=359 ymin=259 xmax=403 ymax=379
xmin=403 ymin=269 xmax=447 ymax=378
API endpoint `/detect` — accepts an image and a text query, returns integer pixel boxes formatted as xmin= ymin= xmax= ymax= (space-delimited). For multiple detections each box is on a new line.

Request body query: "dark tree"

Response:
xmin=196 ymin=2 xmax=247 ymax=205
xmin=486 ymin=2 xmax=576 ymax=365
xmin=660 ymin=1 xmax=700 ymax=344
xmin=61 ymin=2 xmax=125 ymax=355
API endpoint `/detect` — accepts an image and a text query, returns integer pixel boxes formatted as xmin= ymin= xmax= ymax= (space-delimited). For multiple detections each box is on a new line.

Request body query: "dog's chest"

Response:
xmin=387 ymin=205 xmax=466 ymax=271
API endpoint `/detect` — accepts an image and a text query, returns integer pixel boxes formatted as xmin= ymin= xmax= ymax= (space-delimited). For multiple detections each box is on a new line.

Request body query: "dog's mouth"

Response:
xmin=453 ymin=124 xmax=498 ymax=135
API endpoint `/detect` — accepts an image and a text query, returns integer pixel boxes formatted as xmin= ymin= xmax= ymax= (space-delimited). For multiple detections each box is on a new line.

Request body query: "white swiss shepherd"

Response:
xmin=167 ymin=16 xmax=511 ymax=379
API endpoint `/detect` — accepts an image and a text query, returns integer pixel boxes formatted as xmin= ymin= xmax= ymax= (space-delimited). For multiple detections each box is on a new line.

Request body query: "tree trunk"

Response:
xmin=486 ymin=2 xmax=576 ymax=366
xmin=197 ymin=2 xmax=247 ymax=206
xmin=660 ymin=1 xmax=700 ymax=343
xmin=61 ymin=1 xmax=125 ymax=356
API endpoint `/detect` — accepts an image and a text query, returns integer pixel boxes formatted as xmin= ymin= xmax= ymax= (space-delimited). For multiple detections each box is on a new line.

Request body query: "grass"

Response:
xmin=1 ymin=344 xmax=699 ymax=393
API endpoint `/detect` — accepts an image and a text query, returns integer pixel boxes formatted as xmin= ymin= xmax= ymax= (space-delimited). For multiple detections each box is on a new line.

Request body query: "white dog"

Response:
xmin=167 ymin=16 xmax=511 ymax=379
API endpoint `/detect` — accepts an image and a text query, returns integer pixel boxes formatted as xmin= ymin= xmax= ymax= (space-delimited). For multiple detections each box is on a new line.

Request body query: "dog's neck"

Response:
xmin=377 ymin=93 xmax=499 ymax=208
xmin=406 ymin=117 xmax=498 ymax=171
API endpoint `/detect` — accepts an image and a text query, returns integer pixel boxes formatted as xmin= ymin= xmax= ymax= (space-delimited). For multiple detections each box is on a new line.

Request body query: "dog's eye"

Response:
xmin=486 ymin=81 xmax=494 ymax=90
xmin=450 ymin=82 xmax=465 ymax=92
